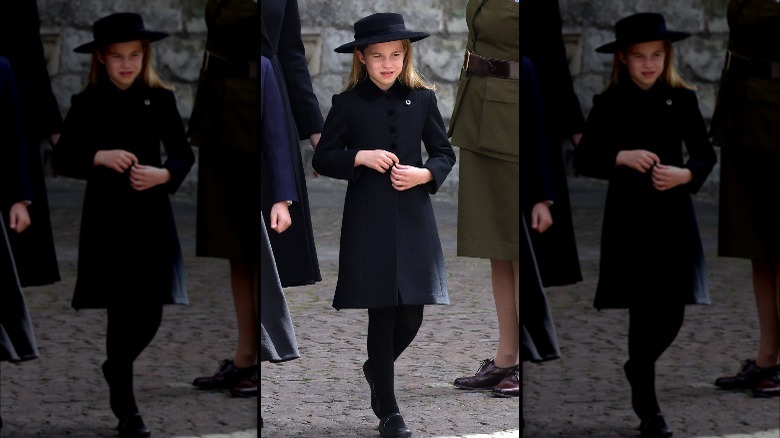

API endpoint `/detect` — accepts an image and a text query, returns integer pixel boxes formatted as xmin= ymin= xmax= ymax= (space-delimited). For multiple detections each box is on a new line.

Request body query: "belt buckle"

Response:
xmin=463 ymin=51 xmax=471 ymax=72
xmin=203 ymin=51 xmax=211 ymax=71
xmin=725 ymin=50 xmax=732 ymax=72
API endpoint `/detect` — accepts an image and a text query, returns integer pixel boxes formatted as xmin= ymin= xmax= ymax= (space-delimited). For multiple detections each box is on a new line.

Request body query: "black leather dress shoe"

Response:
xmin=378 ymin=413 xmax=412 ymax=438
xmin=363 ymin=360 xmax=380 ymax=418
xmin=714 ymin=359 xmax=772 ymax=390
xmin=117 ymin=413 xmax=151 ymax=438
xmin=193 ymin=359 xmax=252 ymax=390
xmin=453 ymin=358 xmax=513 ymax=390
xmin=753 ymin=368 xmax=780 ymax=398
xmin=639 ymin=413 xmax=672 ymax=438
xmin=230 ymin=367 xmax=258 ymax=397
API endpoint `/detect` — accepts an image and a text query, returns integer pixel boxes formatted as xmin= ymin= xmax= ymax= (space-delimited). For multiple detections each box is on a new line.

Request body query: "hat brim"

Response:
xmin=334 ymin=31 xmax=429 ymax=53
xmin=74 ymin=31 xmax=169 ymax=54
xmin=595 ymin=30 xmax=690 ymax=53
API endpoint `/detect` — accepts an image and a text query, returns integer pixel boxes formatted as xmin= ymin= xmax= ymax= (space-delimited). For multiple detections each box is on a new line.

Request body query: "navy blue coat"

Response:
xmin=313 ymin=79 xmax=455 ymax=310
xmin=575 ymin=80 xmax=716 ymax=309
xmin=0 ymin=56 xmax=38 ymax=362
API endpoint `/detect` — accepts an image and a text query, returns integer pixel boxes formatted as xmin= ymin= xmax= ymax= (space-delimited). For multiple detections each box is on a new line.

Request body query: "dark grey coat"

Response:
xmin=575 ymin=80 xmax=716 ymax=309
xmin=313 ymin=79 xmax=455 ymax=310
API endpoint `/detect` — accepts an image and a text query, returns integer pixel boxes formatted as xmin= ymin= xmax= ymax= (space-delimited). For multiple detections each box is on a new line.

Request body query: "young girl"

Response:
xmin=312 ymin=12 xmax=455 ymax=438
xmin=574 ymin=13 xmax=716 ymax=438
xmin=0 ymin=54 xmax=38 ymax=432
xmin=52 ymin=13 xmax=194 ymax=438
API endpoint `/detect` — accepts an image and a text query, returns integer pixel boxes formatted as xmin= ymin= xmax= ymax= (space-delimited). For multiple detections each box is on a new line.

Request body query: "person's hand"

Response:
xmin=309 ymin=132 xmax=321 ymax=150
xmin=355 ymin=149 xmax=399 ymax=173
xmin=129 ymin=165 xmax=170 ymax=191
xmin=390 ymin=164 xmax=432 ymax=191
xmin=9 ymin=202 xmax=31 ymax=234
xmin=49 ymin=132 xmax=61 ymax=147
xmin=270 ymin=201 xmax=292 ymax=233
xmin=652 ymin=164 xmax=692 ymax=191
xmin=571 ymin=132 xmax=583 ymax=146
xmin=94 ymin=150 xmax=138 ymax=173
xmin=531 ymin=202 xmax=553 ymax=233
xmin=616 ymin=149 xmax=660 ymax=173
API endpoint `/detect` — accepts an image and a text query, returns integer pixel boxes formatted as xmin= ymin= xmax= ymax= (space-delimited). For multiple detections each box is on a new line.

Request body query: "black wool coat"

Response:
xmin=52 ymin=81 xmax=194 ymax=309
xmin=0 ymin=56 xmax=37 ymax=362
xmin=574 ymin=80 xmax=717 ymax=309
xmin=519 ymin=0 xmax=584 ymax=287
xmin=313 ymin=79 xmax=455 ymax=310
xmin=0 ymin=0 xmax=62 ymax=287
xmin=259 ymin=0 xmax=324 ymax=287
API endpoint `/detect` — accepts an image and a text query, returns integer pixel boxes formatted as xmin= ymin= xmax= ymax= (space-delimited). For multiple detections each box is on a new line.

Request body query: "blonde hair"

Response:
xmin=606 ymin=40 xmax=695 ymax=91
xmin=85 ymin=40 xmax=173 ymax=90
xmin=343 ymin=39 xmax=435 ymax=92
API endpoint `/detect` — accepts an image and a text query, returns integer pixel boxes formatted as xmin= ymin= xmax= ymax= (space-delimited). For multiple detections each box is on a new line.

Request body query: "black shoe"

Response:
xmin=117 ymin=413 xmax=151 ymax=438
xmin=363 ymin=360 xmax=381 ymax=418
xmin=639 ymin=413 xmax=672 ymax=438
xmin=193 ymin=359 xmax=251 ymax=390
xmin=714 ymin=359 xmax=773 ymax=390
xmin=378 ymin=413 xmax=412 ymax=438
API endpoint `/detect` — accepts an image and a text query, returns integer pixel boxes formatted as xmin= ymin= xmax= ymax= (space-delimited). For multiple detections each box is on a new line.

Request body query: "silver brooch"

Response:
xmin=666 ymin=99 xmax=672 ymax=106
xmin=144 ymin=99 xmax=151 ymax=106
xmin=405 ymin=99 xmax=411 ymax=106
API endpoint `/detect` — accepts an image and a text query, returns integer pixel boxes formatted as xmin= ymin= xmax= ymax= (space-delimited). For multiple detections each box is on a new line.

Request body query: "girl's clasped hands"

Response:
xmin=94 ymin=149 xmax=171 ymax=190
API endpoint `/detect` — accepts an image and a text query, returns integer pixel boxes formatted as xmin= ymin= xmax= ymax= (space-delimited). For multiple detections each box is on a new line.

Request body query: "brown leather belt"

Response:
xmin=202 ymin=50 xmax=258 ymax=79
xmin=725 ymin=50 xmax=780 ymax=80
xmin=462 ymin=50 xmax=519 ymax=80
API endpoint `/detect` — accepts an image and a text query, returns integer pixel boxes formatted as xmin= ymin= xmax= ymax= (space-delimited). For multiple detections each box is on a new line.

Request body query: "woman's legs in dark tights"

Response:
xmin=367 ymin=305 xmax=424 ymax=417
xmin=104 ymin=304 xmax=163 ymax=419
xmin=626 ymin=303 xmax=685 ymax=419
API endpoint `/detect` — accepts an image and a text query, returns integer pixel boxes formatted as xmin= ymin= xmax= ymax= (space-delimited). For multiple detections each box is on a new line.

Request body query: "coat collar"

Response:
xmin=355 ymin=77 xmax=413 ymax=101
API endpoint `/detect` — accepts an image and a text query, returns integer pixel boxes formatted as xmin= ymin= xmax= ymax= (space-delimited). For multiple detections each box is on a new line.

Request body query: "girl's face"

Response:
xmin=620 ymin=40 xmax=666 ymax=90
xmin=358 ymin=40 xmax=405 ymax=91
xmin=99 ymin=40 xmax=144 ymax=90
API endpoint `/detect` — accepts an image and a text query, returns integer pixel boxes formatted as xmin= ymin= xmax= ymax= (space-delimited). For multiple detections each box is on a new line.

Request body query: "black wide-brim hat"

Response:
xmin=334 ymin=12 xmax=429 ymax=54
xmin=74 ymin=12 xmax=168 ymax=54
xmin=595 ymin=12 xmax=690 ymax=53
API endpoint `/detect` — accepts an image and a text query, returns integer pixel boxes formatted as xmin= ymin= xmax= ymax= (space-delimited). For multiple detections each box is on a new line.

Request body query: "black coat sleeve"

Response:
xmin=311 ymin=95 xmax=360 ymax=181
xmin=261 ymin=56 xmax=298 ymax=204
xmin=420 ymin=91 xmax=455 ymax=194
xmin=51 ymin=93 xmax=96 ymax=180
xmin=277 ymin=0 xmax=324 ymax=140
xmin=157 ymin=90 xmax=195 ymax=194
xmin=573 ymin=93 xmax=619 ymax=180
xmin=679 ymin=90 xmax=717 ymax=194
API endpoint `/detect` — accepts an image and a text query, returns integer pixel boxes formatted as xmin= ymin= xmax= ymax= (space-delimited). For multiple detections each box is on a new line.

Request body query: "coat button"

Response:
xmin=390 ymin=143 xmax=397 ymax=150
xmin=666 ymin=99 xmax=672 ymax=106
xmin=405 ymin=99 xmax=411 ymax=106
xmin=144 ymin=99 xmax=151 ymax=106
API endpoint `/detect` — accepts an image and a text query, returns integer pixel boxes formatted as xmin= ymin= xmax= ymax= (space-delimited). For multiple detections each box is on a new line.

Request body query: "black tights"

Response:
xmin=626 ymin=304 xmax=685 ymax=419
xmin=104 ymin=304 xmax=163 ymax=419
xmin=367 ymin=305 xmax=424 ymax=417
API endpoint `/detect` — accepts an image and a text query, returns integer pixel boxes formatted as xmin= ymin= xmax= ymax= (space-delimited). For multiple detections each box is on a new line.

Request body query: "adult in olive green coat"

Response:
xmin=189 ymin=0 xmax=267 ymax=397
xmin=448 ymin=0 xmax=522 ymax=398
xmin=710 ymin=0 xmax=780 ymax=397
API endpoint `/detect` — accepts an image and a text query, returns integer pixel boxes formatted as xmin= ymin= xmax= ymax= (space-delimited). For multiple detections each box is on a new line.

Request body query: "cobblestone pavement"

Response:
xmin=1 ymin=176 xmax=258 ymax=437
xmin=2 ymin=172 xmax=778 ymax=438
xmin=523 ymin=178 xmax=780 ymax=438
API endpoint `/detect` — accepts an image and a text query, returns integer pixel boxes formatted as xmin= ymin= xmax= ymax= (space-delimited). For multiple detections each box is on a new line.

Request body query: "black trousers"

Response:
xmin=367 ymin=305 xmax=424 ymax=417
xmin=626 ymin=303 xmax=685 ymax=419
xmin=104 ymin=303 xmax=163 ymax=419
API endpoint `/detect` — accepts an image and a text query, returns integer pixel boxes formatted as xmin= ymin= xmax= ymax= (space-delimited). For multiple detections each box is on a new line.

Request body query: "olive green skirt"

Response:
xmin=457 ymin=148 xmax=519 ymax=260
